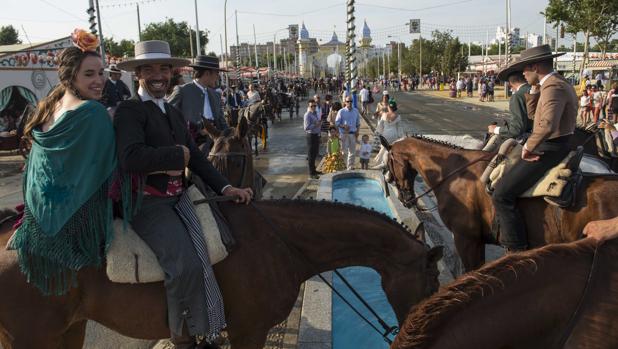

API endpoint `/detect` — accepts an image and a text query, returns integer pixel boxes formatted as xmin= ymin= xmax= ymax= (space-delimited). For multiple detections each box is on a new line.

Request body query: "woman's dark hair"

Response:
xmin=332 ymin=101 xmax=342 ymax=111
xmin=25 ymin=46 xmax=100 ymax=140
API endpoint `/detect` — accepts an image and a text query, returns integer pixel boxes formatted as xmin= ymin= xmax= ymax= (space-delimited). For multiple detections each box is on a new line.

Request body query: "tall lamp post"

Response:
xmin=224 ymin=0 xmax=229 ymax=86
xmin=388 ymin=35 xmax=402 ymax=89
xmin=273 ymin=28 xmax=288 ymax=77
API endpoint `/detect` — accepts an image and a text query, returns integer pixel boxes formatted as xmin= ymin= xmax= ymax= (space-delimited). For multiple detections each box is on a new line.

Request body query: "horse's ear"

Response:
xmin=237 ymin=116 xmax=249 ymax=139
xmin=427 ymin=246 xmax=444 ymax=265
xmin=203 ymin=121 xmax=221 ymax=139
xmin=379 ymin=135 xmax=391 ymax=150
xmin=413 ymin=222 xmax=426 ymax=243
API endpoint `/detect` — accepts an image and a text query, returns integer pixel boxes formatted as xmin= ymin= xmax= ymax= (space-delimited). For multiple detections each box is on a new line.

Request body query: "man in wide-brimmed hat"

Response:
xmin=168 ymin=55 xmax=228 ymax=149
xmin=102 ymin=64 xmax=131 ymax=108
xmin=115 ymin=40 xmax=252 ymax=348
xmin=484 ymin=66 xmax=533 ymax=146
xmin=492 ymin=44 xmax=578 ymax=252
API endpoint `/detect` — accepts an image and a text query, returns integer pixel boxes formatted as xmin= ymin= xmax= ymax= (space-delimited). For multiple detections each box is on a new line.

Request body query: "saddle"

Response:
xmin=106 ymin=185 xmax=232 ymax=284
xmin=481 ymin=139 xmax=584 ymax=208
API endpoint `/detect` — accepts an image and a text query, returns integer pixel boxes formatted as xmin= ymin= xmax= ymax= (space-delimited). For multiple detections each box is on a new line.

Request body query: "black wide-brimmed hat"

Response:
xmin=117 ymin=40 xmax=190 ymax=71
xmin=104 ymin=64 xmax=123 ymax=73
xmin=497 ymin=44 xmax=565 ymax=81
xmin=189 ymin=55 xmax=227 ymax=71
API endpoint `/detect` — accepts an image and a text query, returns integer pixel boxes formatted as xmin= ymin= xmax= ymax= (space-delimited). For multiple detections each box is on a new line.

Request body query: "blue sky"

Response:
xmin=4 ymin=0 xmax=563 ymax=52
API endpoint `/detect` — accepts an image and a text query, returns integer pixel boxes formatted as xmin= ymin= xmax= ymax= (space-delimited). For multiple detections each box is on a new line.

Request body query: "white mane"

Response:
xmin=418 ymin=134 xmax=485 ymax=150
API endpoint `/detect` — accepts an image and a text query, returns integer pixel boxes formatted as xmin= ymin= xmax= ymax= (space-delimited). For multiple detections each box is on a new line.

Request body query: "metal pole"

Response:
xmin=136 ymin=4 xmax=142 ymax=41
xmin=224 ymin=0 xmax=229 ymax=71
xmin=572 ymin=33 xmax=577 ymax=81
xmin=273 ymin=34 xmax=277 ymax=73
xmin=283 ymin=47 xmax=288 ymax=75
xmin=543 ymin=15 xmax=547 ymax=45
xmin=194 ymin=0 xmax=201 ymax=55
xmin=189 ymin=26 xmax=194 ymax=57
xmin=94 ymin=0 xmax=106 ymax=64
xmin=235 ymin=10 xmax=241 ymax=82
xmin=419 ymin=34 xmax=422 ymax=79
xmin=253 ymin=24 xmax=258 ymax=70
xmin=397 ymin=42 xmax=401 ymax=87
xmin=555 ymin=20 xmax=559 ymax=69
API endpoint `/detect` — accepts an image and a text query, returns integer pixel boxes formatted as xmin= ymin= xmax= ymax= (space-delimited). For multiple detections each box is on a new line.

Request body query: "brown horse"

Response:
xmin=392 ymin=237 xmax=618 ymax=349
xmin=0 ymin=201 xmax=443 ymax=348
xmin=384 ymin=135 xmax=618 ymax=271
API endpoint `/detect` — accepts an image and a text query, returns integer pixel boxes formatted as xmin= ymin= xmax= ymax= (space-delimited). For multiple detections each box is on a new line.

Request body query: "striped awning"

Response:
xmin=586 ymin=60 xmax=618 ymax=68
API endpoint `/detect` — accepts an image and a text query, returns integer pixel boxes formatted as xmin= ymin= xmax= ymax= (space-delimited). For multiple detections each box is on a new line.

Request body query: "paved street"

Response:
xmin=378 ymin=90 xmax=510 ymax=137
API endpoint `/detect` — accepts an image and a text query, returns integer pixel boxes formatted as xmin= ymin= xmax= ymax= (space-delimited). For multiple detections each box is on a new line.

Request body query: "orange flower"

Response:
xmin=71 ymin=28 xmax=99 ymax=52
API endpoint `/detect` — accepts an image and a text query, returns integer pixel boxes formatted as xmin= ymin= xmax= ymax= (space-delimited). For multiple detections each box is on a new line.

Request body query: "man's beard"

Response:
xmin=141 ymin=79 xmax=169 ymax=98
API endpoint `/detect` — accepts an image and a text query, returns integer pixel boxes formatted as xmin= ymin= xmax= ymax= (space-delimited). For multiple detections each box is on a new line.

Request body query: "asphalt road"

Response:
xmin=384 ymin=91 xmax=510 ymax=137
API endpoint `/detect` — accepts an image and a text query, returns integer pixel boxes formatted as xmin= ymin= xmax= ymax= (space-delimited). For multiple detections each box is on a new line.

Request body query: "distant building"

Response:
xmin=526 ymin=33 xmax=543 ymax=48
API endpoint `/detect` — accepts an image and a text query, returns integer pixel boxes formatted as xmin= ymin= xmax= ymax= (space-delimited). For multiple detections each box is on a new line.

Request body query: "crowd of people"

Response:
xmin=578 ymin=78 xmax=618 ymax=125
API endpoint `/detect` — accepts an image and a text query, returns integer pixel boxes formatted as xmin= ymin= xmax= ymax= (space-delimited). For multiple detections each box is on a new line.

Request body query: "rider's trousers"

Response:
xmin=130 ymin=196 xmax=209 ymax=337
xmin=492 ymin=138 xmax=571 ymax=250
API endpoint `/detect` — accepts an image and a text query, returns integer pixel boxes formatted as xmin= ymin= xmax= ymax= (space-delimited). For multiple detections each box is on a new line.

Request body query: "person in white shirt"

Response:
xmin=372 ymin=99 xmax=403 ymax=169
xmin=246 ymin=84 xmax=261 ymax=105
xmin=359 ymin=134 xmax=372 ymax=170
xmin=579 ymin=89 xmax=591 ymax=124
xmin=359 ymin=86 xmax=370 ymax=116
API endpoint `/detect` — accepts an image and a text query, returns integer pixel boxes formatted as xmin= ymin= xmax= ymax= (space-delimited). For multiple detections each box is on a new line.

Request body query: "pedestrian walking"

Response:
xmin=335 ymin=97 xmax=361 ymax=170
xmin=359 ymin=85 xmax=370 ymax=116
xmin=579 ymin=89 xmax=591 ymax=125
xmin=304 ymin=99 xmax=322 ymax=178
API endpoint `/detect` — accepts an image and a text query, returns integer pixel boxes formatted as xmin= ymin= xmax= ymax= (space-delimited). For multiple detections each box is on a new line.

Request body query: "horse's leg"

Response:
xmin=453 ymin=233 xmax=485 ymax=272
xmin=60 ymin=320 xmax=87 ymax=349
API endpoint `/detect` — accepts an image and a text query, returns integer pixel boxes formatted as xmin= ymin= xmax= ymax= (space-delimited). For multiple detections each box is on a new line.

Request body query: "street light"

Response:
xmin=388 ymin=35 xmax=402 ymax=90
xmin=224 ymin=0 xmax=229 ymax=87
xmin=273 ymin=28 xmax=288 ymax=77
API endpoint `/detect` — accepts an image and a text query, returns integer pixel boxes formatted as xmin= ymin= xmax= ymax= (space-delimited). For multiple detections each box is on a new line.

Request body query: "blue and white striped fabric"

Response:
xmin=175 ymin=191 xmax=226 ymax=339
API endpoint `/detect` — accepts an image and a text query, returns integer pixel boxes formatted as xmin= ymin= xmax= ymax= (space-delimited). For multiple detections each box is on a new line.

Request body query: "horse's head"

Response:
xmin=381 ymin=225 xmax=443 ymax=326
xmin=206 ymin=117 xmax=254 ymax=189
xmin=383 ymin=137 xmax=418 ymax=208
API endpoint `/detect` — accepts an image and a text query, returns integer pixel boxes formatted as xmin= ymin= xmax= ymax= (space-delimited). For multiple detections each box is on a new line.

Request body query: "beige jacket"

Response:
xmin=525 ymin=73 xmax=578 ymax=152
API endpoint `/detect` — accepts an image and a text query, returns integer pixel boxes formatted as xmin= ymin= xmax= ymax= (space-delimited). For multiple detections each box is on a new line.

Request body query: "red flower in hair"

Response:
xmin=71 ymin=29 xmax=99 ymax=52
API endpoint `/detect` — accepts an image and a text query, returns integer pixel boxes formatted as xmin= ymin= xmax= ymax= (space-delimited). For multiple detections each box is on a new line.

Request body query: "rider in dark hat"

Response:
xmin=492 ymin=44 xmax=578 ymax=252
xmin=168 ymin=55 xmax=228 ymax=150
xmin=102 ymin=64 xmax=132 ymax=109
xmin=115 ymin=41 xmax=252 ymax=348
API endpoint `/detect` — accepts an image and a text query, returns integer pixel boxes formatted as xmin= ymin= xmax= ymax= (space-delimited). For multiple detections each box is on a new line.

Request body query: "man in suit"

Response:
xmin=486 ymin=70 xmax=532 ymax=146
xmin=492 ymin=45 xmax=578 ymax=252
xmin=102 ymin=64 xmax=132 ymax=109
xmin=115 ymin=41 xmax=252 ymax=349
xmin=168 ymin=55 xmax=228 ymax=151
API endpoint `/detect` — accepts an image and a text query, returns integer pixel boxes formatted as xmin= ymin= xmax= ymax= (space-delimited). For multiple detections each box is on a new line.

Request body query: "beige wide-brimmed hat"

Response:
xmin=104 ymin=64 xmax=123 ymax=73
xmin=497 ymin=44 xmax=565 ymax=81
xmin=117 ymin=40 xmax=190 ymax=71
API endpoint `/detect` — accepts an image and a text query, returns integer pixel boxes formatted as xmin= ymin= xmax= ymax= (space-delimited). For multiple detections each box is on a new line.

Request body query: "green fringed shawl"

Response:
xmin=10 ymin=100 xmax=117 ymax=296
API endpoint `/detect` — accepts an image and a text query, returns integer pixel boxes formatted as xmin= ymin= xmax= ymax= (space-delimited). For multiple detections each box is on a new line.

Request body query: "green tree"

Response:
xmin=0 ymin=25 xmax=21 ymax=45
xmin=544 ymin=0 xmax=618 ymax=76
xmin=141 ymin=18 xmax=207 ymax=57
xmin=105 ymin=37 xmax=135 ymax=58
xmin=430 ymin=30 xmax=468 ymax=76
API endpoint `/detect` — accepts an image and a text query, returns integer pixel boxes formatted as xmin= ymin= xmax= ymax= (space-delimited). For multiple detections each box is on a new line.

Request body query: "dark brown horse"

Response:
xmin=392 ymin=237 xmax=618 ymax=349
xmin=384 ymin=135 xmax=618 ymax=271
xmin=0 ymin=201 xmax=442 ymax=348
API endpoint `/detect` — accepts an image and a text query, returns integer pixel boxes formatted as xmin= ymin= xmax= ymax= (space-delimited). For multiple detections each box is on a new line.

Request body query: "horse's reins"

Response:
xmin=193 ymin=196 xmax=400 ymax=344
xmin=392 ymin=152 xmax=495 ymax=209
xmin=208 ymin=151 xmax=250 ymax=188
xmin=555 ymin=241 xmax=603 ymax=348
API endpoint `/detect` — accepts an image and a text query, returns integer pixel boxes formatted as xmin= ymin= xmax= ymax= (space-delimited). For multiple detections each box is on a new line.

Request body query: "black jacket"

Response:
xmin=102 ymin=79 xmax=132 ymax=108
xmin=114 ymin=97 xmax=230 ymax=194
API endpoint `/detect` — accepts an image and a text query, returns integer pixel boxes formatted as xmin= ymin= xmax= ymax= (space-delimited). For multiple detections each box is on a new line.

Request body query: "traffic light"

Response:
xmin=87 ymin=6 xmax=97 ymax=35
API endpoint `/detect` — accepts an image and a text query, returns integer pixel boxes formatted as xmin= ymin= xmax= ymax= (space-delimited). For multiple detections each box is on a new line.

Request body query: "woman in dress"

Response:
xmin=374 ymin=91 xmax=390 ymax=119
xmin=372 ymin=99 xmax=403 ymax=169
xmin=9 ymin=29 xmax=124 ymax=296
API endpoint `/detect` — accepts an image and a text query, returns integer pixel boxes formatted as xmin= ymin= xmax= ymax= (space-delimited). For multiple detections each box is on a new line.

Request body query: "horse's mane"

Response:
xmin=260 ymin=198 xmax=423 ymax=246
xmin=412 ymin=134 xmax=485 ymax=150
xmin=395 ymin=239 xmax=599 ymax=348
xmin=406 ymin=134 xmax=481 ymax=150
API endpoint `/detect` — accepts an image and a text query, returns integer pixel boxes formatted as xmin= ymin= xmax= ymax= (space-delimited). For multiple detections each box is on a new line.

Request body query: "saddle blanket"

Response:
xmin=484 ymin=141 xmax=576 ymax=198
xmin=106 ymin=185 xmax=228 ymax=284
